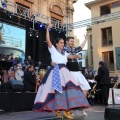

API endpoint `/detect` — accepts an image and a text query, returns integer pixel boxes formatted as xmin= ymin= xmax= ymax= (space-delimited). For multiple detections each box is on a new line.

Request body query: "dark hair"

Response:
xmin=55 ymin=38 xmax=63 ymax=44
xmin=66 ymin=37 xmax=74 ymax=42
xmin=27 ymin=65 xmax=34 ymax=69
xmin=54 ymin=38 xmax=64 ymax=47
xmin=99 ymin=61 xmax=104 ymax=66
xmin=110 ymin=76 xmax=114 ymax=79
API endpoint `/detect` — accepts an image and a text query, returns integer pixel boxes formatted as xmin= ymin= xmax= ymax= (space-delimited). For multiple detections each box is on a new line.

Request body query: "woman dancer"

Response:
xmin=33 ymin=24 xmax=90 ymax=119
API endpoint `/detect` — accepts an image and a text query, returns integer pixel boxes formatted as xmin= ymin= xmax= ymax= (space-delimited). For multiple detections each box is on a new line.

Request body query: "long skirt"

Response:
xmin=71 ymin=71 xmax=91 ymax=90
xmin=33 ymin=64 xmax=90 ymax=112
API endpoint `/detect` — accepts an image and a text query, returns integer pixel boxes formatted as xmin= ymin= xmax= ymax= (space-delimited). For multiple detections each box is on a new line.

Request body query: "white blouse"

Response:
xmin=48 ymin=45 xmax=69 ymax=65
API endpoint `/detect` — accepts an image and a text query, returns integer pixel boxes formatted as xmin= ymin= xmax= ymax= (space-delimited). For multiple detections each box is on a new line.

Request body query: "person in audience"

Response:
xmin=25 ymin=56 xmax=34 ymax=65
xmin=95 ymin=61 xmax=111 ymax=106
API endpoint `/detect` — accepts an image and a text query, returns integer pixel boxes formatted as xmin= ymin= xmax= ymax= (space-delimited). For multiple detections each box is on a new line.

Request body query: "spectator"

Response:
xmin=95 ymin=61 xmax=111 ymax=106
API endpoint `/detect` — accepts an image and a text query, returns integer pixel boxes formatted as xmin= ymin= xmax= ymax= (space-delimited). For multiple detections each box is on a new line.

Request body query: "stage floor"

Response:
xmin=0 ymin=105 xmax=120 ymax=120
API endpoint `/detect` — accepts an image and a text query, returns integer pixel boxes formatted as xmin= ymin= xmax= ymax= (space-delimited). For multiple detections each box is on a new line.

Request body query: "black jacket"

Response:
xmin=23 ymin=70 xmax=36 ymax=92
xmin=95 ymin=66 xmax=111 ymax=85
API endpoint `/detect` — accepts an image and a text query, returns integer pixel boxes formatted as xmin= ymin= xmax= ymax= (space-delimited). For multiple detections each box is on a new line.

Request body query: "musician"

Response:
xmin=24 ymin=56 xmax=34 ymax=65
xmin=7 ymin=55 xmax=12 ymax=61
xmin=110 ymin=76 xmax=116 ymax=88
xmin=8 ymin=68 xmax=15 ymax=80
xmin=23 ymin=65 xmax=36 ymax=92
xmin=83 ymin=68 xmax=89 ymax=79
xmin=10 ymin=53 xmax=14 ymax=60
xmin=0 ymin=70 xmax=3 ymax=84
xmin=0 ymin=54 xmax=2 ymax=61
xmin=95 ymin=61 xmax=111 ymax=106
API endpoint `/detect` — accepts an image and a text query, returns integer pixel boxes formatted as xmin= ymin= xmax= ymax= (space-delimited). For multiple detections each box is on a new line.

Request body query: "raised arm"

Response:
xmin=46 ymin=24 xmax=53 ymax=48
xmin=80 ymin=33 xmax=89 ymax=49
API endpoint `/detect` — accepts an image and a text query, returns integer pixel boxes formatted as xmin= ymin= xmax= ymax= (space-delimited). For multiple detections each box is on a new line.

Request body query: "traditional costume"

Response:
xmin=64 ymin=46 xmax=91 ymax=91
xmin=33 ymin=45 xmax=89 ymax=112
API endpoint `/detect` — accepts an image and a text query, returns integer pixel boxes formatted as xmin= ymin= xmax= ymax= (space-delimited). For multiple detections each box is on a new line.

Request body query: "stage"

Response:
xmin=0 ymin=92 xmax=36 ymax=111
xmin=0 ymin=92 xmax=120 ymax=119
xmin=0 ymin=105 xmax=120 ymax=120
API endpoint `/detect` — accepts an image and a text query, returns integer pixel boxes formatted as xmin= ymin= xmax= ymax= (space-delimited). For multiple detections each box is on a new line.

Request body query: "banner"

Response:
xmin=108 ymin=88 xmax=113 ymax=104
xmin=113 ymin=89 xmax=120 ymax=104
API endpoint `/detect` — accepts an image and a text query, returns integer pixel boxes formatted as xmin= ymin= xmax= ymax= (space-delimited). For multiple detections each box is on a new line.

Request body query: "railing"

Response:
xmin=0 ymin=2 xmax=65 ymax=31
xmin=1 ymin=0 xmax=120 ymax=31
xmin=2 ymin=36 xmax=22 ymax=47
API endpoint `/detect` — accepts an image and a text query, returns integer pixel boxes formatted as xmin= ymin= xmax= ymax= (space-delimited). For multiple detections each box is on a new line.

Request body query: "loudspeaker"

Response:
xmin=8 ymin=80 xmax=24 ymax=90
xmin=104 ymin=107 xmax=120 ymax=120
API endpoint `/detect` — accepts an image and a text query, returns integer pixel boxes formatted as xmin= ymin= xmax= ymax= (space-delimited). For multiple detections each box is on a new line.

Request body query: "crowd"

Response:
xmin=0 ymin=53 xmax=40 ymax=92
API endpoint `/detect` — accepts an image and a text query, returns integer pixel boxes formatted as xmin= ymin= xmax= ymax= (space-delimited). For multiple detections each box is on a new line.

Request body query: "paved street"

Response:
xmin=0 ymin=105 xmax=120 ymax=120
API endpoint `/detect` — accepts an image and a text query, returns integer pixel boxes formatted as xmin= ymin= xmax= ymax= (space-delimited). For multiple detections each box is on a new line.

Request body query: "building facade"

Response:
xmin=86 ymin=25 xmax=93 ymax=70
xmin=74 ymin=35 xmax=80 ymax=47
xmin=0 ymin=0 xmax=78 ymax=36
xmin=85 ymin=0 xmax=120 ymax=78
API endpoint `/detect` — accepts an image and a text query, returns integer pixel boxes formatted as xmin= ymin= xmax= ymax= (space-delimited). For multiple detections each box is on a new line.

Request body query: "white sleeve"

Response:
xmin=65 ymin=51 xmax=69 ymax=57
xmin=48 ymin=45 xmax=56 ymax=54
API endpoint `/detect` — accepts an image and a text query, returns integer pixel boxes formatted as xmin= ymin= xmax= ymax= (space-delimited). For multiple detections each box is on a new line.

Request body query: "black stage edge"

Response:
xmin=104 ymin=107 xmax=120 ymax=120
xmin=38 ymin=117 xmax=63 ymax=120
xmin=0 ymin=93 xmax=63 ymax=120
xmin=0 ymin=92 xmax=36 ymax=111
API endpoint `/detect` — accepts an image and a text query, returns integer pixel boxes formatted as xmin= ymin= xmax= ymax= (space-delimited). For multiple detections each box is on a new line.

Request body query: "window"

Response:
xmin=51 ymin=17 xmax=62 ymax=24
xmin=102 ymin=51 xmax=114 ymax=71
xmin=100 ymin=1 xmax=120 ymax=15
xmin=101 ymin=27 xmax=113 ymax=46
xmin=112 ymin=1 xmax=119 ymax=8
xmin=101 ymin=5 xmax=111 ymax=15
xmin=51 ymin=17 xmax=62 ymax=29
xmin=16 ymin=2 xmax=30 ymax=17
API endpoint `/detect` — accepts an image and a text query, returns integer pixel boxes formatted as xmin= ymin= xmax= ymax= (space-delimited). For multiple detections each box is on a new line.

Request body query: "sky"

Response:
xmin=73 ymin=0 xmax=92 ymax=49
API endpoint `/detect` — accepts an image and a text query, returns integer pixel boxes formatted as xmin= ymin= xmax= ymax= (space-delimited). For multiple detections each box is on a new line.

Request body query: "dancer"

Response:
xmin=64 ymin=36 xmax=91 ymax=115
xmin=33 ymin=24 xmax=90 ymax=119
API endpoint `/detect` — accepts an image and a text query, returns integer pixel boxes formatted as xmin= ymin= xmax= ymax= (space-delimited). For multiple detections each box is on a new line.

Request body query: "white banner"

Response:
xmin=113 ymin=89 xmax=120 ymax=104
xmin=108 ymin=88 xmax=113 ymax=104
